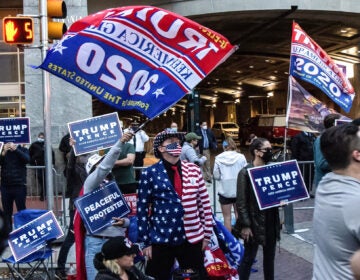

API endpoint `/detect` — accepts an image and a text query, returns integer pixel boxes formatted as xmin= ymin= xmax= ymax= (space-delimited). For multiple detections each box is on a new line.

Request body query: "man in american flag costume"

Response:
xmin=137 ymin=129 xmax=213 ymax=279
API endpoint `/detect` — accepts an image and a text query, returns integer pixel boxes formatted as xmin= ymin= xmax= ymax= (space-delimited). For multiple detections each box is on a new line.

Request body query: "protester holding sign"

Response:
xmin=0 ymin=142 xmax=30 ymax=231
xmin=74 ymin=132 xmax=133 ymax=280
xmin=137 ymin=130 xmax=213 ymax=279
xmin=233 ymin=138 xmax=280 ymax=280
xmin=313 ymin=123 xmax=360 ymax=279
xmin=56 ymin=138 xmax=88 ymax=280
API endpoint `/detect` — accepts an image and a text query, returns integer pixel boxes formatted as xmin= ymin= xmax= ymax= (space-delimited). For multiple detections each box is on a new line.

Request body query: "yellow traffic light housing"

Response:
xmin=3 ymin=17 xmax=34 ymax=44
xmin=47 ymin=0 xmax=67 ymax=40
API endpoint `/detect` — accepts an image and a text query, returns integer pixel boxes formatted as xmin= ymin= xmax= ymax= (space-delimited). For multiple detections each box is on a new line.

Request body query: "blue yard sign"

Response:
xmin=8 ymin=211 xmax=64 ymax=262
xmin=74 ymin=181 xmax=130 ymax=234
xmin=68 ymin=112 xmax=122 ymax=155
xmin=0 ymin=117 xmax=30 ymax=144
xmin=247 ymin=160 xmax=309 ymax=210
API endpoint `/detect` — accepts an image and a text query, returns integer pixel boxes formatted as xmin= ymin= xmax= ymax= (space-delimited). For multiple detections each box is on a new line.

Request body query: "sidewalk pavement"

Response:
xmin=251 ymin=198 xmax=314 ymax=280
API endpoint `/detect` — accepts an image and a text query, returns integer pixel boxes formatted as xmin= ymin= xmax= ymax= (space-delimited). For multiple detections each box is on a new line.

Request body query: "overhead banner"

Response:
xmin=74 ymin=181 xmax=130 ymax=234
xmin=290 ymin=21 xmax=355 ymax=113
xmin=247 ymin=160 xmax=309 ymax=210
xmin=8 ymin=211 xmax=64 ymax=261
xmin=39 ymin=6 xmax=236 ymax=119
xmin=286 ymin=76 xmax=351 ymax=133
xmin=68 ymin=112 xmax=122 ymax=155
xmin=0 ymin=117 xmax=30 ymax=144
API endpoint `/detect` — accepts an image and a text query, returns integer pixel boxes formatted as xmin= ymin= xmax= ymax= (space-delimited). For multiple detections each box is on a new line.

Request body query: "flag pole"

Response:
xmin=283 ymin=22 xmax=296 ymax=235
xmin=284 ymin=21 xmax=296 ymax=161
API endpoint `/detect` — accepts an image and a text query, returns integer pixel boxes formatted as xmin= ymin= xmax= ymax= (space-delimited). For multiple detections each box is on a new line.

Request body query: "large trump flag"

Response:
xmin=39 ymin=6 xmax=236 ymax=118
xmin=290 ymin=21 xmax=355 ymax=113
xmin=286 ymin=76 xmax=351 ymax=133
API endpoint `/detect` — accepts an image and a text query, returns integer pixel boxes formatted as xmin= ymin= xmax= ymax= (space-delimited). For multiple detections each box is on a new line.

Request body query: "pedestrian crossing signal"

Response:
xmin=3 ymin=17 xmax=34 ymax=44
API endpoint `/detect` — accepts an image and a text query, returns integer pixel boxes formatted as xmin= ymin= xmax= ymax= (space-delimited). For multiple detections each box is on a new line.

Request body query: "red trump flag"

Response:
xmin=290 ymin=21 xmax=355 ymax=113
xmin=39 ymin=6 xmax=236 ymax=118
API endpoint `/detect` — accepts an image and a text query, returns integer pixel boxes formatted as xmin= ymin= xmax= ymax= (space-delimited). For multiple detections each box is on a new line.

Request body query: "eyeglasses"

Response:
xmin=259 ymin=148 xmax=272 ymax=153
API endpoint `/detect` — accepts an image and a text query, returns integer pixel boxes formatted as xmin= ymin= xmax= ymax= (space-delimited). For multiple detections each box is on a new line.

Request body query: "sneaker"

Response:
xmin=55 ymin=269 xmax=67 ymax=280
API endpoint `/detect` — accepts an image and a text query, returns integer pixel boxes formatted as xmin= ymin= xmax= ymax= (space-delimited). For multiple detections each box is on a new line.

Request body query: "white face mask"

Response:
xmin=202 ymin=126 xmax=207 ymax=130
xmin=170 ymin=127 xmax=178 ymax=132
xmin=38 ymin=138 xmax=44 ymax=142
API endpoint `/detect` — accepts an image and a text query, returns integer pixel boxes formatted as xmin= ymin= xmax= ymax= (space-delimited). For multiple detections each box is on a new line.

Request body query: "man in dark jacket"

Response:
xmin=0 ymin=142 xmax=30 ymax=231
xmin=29 ymin=132 xmax=55 ymax=201
xmin=196 ymin=121 xmax=217 ymax=183
xmin=290 ymin=131 xmax=316 ymax=191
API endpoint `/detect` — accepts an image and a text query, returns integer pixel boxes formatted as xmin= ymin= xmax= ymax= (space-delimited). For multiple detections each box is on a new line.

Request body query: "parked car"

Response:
xmin=239 ymin=115 xmax=299 ymax=146
xmin=212 ymin=122 xmax=239 ymax=141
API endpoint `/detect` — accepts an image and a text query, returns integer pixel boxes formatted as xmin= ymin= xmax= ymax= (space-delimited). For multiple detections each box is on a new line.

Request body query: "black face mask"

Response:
xmin=131 ymin=126 xmax=138 ymax=131
xmin=261 ymin=150 xmax=273 ymax=163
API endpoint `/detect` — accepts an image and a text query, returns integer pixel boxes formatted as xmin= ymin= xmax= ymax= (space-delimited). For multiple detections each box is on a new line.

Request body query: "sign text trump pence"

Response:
xmin=247 ymin=160 xmax=309 ymax=210
xmin=8 ymin=211 xmax=64 ymax=261
xmin=74 ymin=181 xmax=130 ymax=234
xmin=68 ymin=112 xmax=122 ymax=155
xmin=0 ymin=117 xmax=30 ymax=144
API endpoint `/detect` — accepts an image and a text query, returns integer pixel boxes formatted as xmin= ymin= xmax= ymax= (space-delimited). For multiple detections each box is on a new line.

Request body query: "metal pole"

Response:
xmin=284 ymin=204 xmax=294 ymax=234
xmin=40 ymin=0 xmax=54 ymax=210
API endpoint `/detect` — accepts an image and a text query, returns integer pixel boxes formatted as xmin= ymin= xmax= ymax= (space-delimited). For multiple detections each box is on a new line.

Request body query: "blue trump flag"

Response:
xmin=74 ymin=181 xmax=130 ymax=234
xmin=290 ymin=22 xmax=355 ymax=113
xmin=247 ymin=160 xmax=309 ymax=210
xmin=38 ymin=6 xmax=236 ymax=119
xmin=213 ymin=217 xmax=244 ymax=269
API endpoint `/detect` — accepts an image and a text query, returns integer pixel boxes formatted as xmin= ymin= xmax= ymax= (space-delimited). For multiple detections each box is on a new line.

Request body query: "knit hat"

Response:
xmin=153 ymin=129 xmax=185 ymax=158
xmin=101 ymin=237 xmax=139 ymax=260
xmin=185 ymin=132 xmax=202 ymax=142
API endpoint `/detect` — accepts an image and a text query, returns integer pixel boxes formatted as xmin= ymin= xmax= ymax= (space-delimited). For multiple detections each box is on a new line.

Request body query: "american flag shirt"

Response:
xmin=137 ymin=160 xmax=213 ymax=247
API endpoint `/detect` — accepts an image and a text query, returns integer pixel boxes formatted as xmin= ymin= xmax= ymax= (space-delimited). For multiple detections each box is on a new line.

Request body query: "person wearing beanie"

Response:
xmin=94 ymin=236 xmax=153 ymax=280
xmin=137 ymin=129 xmax=213 ymax=279
xmin=180 ymin=132 xmax=207 ymax=166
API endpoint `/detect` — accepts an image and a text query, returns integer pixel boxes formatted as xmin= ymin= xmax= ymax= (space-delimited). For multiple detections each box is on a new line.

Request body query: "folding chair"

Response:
xmin=2 ymin=209 xmax=55 ymax=280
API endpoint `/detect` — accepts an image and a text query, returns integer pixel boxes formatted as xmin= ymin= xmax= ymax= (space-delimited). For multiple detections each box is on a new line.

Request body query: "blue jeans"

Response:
xmin=85 ymin=236 xmax=107 ymax=280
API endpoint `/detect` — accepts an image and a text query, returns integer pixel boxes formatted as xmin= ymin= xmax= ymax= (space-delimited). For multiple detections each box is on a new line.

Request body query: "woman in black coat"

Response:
xmin=233 ymin=138 xmax=280 ymax=280
xmin=94 ymin=236 xmax=153 ymax=280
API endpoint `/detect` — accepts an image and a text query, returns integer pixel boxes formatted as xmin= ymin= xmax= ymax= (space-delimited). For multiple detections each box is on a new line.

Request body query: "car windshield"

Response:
xmin=223 ymin=123 xmax=238 ymax=129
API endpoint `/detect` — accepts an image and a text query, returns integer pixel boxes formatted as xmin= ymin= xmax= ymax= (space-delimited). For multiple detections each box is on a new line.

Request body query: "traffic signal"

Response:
xmin=2 ymin=17 xmax=34 ymax=44
xmin=47 ymin=0 xmax=67 ymax=40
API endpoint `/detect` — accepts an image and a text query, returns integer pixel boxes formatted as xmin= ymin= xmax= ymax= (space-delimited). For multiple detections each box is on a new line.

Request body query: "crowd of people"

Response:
xmin=1 ymin=117 xmax=360 ymax=280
